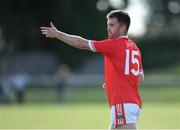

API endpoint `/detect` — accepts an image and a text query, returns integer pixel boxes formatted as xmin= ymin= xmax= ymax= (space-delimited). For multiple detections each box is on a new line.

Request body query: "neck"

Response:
xmin=118 ymin=31 xmax=127 ymax=37
xmin=117 ymin=33 xmax=128 ymax=39
xmin=119 ymin=35 xmax=128 ymax=38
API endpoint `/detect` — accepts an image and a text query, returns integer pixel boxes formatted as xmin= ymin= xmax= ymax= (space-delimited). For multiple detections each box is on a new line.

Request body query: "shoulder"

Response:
xmin=122 ymin=38 xmax=138 ymax=48
xmin=93 ymin=39 xmax=111 ymax=44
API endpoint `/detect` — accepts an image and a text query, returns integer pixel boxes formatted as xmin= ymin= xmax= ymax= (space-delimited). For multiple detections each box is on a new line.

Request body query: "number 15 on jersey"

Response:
xmin=125 ymin=49 xmax=140 ymax=76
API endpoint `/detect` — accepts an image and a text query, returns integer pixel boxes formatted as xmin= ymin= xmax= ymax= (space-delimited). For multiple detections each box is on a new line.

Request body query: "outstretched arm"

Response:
xmin=40 ymin=22 xmax=91 ymax=50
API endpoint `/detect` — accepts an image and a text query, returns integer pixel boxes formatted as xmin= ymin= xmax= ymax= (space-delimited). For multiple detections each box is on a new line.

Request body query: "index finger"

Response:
xmin=40 ymin=27 xmax=51 ymax=30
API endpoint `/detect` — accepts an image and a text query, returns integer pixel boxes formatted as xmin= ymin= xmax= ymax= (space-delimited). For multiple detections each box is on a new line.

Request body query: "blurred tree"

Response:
xmin=146 ymin=0 xmax=180 ymax=36
xmin=140 ymin=0 xmax=180 ymax=70
xmin=0 ymin=0 xmax=179 ymax=70
xmin=0 ymin=0 xmax=53 ymax=53
xmin=0 ymin=0 xmax=107 ymax=68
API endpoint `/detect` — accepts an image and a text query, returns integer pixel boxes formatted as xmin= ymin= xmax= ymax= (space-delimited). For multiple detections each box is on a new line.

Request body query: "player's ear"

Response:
xmin=121 ymin=24 xmax=126 ymax=33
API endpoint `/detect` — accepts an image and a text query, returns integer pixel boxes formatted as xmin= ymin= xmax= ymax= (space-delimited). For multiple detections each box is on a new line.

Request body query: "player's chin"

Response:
xmin=108 ymin=35 xmax=113 ymax=39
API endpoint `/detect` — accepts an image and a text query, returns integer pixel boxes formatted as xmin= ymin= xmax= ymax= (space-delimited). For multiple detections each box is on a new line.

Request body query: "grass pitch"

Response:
xmin=0 ymin=87 xmax=180 ymax=129
xmin=0 ymin=103 xmax=180 ymax=129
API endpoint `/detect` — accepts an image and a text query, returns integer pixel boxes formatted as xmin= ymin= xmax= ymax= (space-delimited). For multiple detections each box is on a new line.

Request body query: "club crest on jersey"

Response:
xmin=117 ymin=113 xmax=123 ymax=120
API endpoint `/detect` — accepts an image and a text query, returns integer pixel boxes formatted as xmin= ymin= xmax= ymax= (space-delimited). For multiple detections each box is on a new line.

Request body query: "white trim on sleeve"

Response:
xmin=88 ymin=40 xmax=96 ymax=52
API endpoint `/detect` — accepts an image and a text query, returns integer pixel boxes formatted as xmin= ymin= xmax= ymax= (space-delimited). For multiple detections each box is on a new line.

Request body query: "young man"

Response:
xmin=40 ymin=10 xmax=144 ymax=130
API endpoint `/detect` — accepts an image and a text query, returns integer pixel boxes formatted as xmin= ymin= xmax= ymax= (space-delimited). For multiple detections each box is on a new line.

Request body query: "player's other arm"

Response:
xmin=40 ymin=22 xmax=91 ymax=51
xmin=102 ymin=82 xmax=106 ymax=89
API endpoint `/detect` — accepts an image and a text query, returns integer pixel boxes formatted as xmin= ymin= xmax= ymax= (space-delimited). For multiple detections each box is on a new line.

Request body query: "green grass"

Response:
xmin=139 ymin=87 xmax=180 ymax=103
xmin=0 ymin=86 xmax=180 ymax=129
xmin=0 ymin=103 xmax=109 ymax=129
xmin=0 ymin=102 xmax=179 ymax=129
xmin=22 ymin=86 xmax=180 ymax=103
xmin=139 ymin=102 xmax=180 ymax=129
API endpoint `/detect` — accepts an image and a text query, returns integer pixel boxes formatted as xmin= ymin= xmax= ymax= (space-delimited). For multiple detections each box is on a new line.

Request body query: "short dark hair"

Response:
xmin=107 ymin=10 xmax=131 ymax=31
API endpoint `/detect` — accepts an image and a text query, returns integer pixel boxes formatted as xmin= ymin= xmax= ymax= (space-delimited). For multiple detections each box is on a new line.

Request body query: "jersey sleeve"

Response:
xmin=88 ymin=40 xmax=111 ymax=54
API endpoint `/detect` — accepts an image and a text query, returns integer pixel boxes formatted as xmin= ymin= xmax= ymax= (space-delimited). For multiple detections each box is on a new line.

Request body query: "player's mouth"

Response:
xmin=108 ymin=30 xmax=112 ymax=36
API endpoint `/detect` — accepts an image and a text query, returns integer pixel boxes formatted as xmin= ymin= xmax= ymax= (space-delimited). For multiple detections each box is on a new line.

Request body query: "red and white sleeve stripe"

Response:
xmin=88 ymin=40 xmax=96 ymax=52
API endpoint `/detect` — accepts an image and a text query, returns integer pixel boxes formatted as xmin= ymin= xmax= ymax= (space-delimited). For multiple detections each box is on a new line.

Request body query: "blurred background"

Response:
xmin=0 ymin=0 xmax=180 ymax=129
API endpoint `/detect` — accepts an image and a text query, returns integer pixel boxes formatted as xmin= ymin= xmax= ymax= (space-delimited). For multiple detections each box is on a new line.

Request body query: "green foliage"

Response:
xmin=0 ymin=0 xmax=107 ymax=68
xmin=142 ymin=0 xmax=180 ymax=70
xmin=136 ymin=35 xmax=180 ymax=70
xmin=0 ymin=0 xmax=180 ymax=70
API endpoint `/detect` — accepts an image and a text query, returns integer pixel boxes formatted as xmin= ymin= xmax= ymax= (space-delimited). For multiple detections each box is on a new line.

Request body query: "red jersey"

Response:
xmin=88 ymin=37 xmax=143 ymax=108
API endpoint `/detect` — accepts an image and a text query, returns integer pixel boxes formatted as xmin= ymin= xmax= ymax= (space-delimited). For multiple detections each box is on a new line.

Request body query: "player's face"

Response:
xmin=107 ymin=17 xmax=121 ymax=39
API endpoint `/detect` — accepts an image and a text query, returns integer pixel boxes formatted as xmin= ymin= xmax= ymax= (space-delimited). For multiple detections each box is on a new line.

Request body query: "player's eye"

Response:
xmin=110 ymin=24 xmax=114 ymax=27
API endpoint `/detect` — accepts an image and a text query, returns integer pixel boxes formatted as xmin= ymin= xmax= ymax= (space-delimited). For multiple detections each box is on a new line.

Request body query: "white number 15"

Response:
xmin=125 ymin=49 xmax=140 ymax=76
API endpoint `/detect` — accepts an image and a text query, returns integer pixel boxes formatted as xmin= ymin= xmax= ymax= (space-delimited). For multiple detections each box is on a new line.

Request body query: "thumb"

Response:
xmin=50 ymin=22 xmax=55 ymax=28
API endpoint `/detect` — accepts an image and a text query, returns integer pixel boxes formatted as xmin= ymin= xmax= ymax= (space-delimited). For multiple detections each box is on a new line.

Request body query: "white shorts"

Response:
xmin=110 ymin=103 xmax=141 ymax=128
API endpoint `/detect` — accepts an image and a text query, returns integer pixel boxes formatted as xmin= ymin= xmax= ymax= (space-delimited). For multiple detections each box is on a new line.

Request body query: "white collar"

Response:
xmin=120 ymin=35 xmax=128 ymax=38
